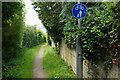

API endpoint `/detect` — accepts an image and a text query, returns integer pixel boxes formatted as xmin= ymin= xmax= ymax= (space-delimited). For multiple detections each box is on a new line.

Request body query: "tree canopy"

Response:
xmin=33 ymin=2 xmax=64 ymax=43
xmin=33 ymin=2 xmax=120 ymax=71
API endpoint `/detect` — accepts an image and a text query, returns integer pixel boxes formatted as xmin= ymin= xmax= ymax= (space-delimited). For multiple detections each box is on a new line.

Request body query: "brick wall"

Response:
xmin=59 ymin=38 xmax=120 ymax=78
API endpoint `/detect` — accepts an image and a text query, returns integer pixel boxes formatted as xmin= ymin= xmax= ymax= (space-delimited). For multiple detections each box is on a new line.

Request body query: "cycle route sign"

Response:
xmin=72 ymin=4 xmax=87 ymax=18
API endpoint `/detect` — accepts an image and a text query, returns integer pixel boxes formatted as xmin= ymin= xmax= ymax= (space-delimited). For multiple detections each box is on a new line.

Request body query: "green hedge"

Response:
xmin=2 ymin=2 xmax=25 ymax=62
xmin=22 ymin=25 xmax=46 ymax=48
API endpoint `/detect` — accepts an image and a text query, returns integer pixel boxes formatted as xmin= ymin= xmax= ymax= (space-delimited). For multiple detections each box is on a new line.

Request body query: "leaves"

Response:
xmin=2 ymin=2 xmax=25 ymax=62
xmin=62 ymin=2 xmax=120 ymax=65
xmin=33 ymin=2 xmax=120 ymax=72
xmin=33 ymin=2 xmax=64 ymax=43
xmin=22 ymin=25 xmax=45 ymax=48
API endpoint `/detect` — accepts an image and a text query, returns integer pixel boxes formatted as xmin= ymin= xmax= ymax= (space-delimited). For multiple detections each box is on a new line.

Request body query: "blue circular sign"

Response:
xmin=72 ymin=4 xmax=87 ymax=18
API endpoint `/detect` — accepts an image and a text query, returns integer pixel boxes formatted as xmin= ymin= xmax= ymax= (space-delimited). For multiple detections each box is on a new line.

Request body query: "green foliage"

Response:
xmin=2 ymin=2 xmax=47 ymax=79
xmin=2 ymin=44 xmax=44 ymax=79
xmin=43 ymin=45 xmax=76 ymax=78
xmin=80 ymin=3 xmax=119 ymax=63
xmin=22 ymin=25 xmax=46 ymax=48
xmin=60 ymin=2 xmax=78 ymax=48
xmin=47 ymin=35 xmax=52 ymax=46
xmin=32 ymin=2 xmax=64 ymax=44
xmin=46 ymin=33 xmax=52 ymax=46
xmin=37 ymin=30 xmax=46 ymax=43
xmin=61 ymin=2 xmax=120 ymax=74
xmin=35 ymin=2 xmax=120 ymax=74
xmin=2 ymin=2 xmax=25 ymax=62
xmin=32 ymin=2 xmax=119 ymax=76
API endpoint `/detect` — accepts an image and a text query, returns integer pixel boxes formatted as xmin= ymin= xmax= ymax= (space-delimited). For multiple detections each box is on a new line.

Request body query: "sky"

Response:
xmin=24 ymin=0 xmax=46 ymax=34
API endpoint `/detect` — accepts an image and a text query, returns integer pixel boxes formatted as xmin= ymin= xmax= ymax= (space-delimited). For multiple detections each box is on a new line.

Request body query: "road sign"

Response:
xmin=72 ymin=4 xmax=87 ymax=18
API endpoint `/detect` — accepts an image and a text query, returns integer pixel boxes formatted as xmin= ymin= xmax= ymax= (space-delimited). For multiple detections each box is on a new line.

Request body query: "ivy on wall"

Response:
xmin=62 ymin=2 xmax=120 ymax=75
xmin=33 ymin=2 xmax=120 ymax=75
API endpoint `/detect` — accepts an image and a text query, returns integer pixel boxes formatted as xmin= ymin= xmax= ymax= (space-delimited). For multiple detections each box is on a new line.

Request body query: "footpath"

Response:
xmin=33 ymin=45 xmax=48 ymax=78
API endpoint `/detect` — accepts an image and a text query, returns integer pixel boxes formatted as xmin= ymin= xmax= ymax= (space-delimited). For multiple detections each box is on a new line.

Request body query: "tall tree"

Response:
xmin=33 ymin=2 xmax=64 ymax=45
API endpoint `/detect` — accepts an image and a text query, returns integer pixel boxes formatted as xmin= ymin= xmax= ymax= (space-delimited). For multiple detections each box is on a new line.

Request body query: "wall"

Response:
xmin=59 ymin=38 xmax=120 ymax=79
xmin=59 ymin=38 xmax=76 ymax=73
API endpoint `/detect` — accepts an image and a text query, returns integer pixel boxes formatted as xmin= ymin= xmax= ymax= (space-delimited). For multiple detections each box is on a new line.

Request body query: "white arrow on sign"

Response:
xmin=77 ymin=10 xmax=82 ymax=17
xmin=79 ymin=10 xmax=82 ymax=17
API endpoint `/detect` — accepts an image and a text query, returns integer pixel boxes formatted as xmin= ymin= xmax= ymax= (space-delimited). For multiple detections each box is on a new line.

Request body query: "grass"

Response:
xmin=18 ymin=43 xmax=45 ymax=78
xmin=3 ymin=43 xmax=45 ymax=78
xmin=43 ymin=45 xmax=76 ymax=78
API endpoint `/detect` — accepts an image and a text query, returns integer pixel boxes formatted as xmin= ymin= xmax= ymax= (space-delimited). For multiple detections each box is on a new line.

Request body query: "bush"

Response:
xmin=2 ymin=2 xmax=25 ymax=62
xmin=22 ymin=25 xmax=46 ymax=48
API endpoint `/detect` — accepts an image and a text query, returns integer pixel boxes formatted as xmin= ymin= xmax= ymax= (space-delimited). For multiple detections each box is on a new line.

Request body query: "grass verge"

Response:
xmin=43 ymin=45 xmax=76 ymax=78
xmin=3 ymin=43 xmax=45 ymax=78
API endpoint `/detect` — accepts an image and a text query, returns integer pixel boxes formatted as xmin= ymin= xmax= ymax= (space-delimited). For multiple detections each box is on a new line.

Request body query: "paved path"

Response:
xmin=33 ymin=45 xmax=48 ymax=78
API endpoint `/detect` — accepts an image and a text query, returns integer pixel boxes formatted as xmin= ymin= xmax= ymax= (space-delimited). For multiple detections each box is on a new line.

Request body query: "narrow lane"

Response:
xmin=33 ymin=45 xmax=48 ymax=78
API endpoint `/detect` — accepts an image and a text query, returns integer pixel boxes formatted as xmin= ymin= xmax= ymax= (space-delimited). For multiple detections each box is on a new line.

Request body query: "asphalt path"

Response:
xmin=33 ymin=45 xmax=48 ymax=78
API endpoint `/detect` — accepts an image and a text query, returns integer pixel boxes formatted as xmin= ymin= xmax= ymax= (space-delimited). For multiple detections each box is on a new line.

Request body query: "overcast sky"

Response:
xmin=24 ymin=0 xmax=46 ymax=34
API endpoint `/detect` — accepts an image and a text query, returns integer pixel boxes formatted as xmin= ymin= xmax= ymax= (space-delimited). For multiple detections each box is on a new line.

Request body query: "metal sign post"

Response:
xmin=76 ymin=8 xmax=83 ymax=80
xmin=72 ymin=1 xmax=87 ymax=79
xmin=77 ymin=1 xmax=83 ymax=79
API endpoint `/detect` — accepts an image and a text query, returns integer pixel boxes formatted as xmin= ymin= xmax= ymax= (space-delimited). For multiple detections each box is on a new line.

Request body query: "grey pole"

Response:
xmin=76 ymin=0 xmax=83 ymax=79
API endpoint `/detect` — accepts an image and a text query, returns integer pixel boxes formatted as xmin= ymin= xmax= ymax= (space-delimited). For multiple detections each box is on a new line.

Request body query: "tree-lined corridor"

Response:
xmin=2 ymin=0 xmax=120 ymax=79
